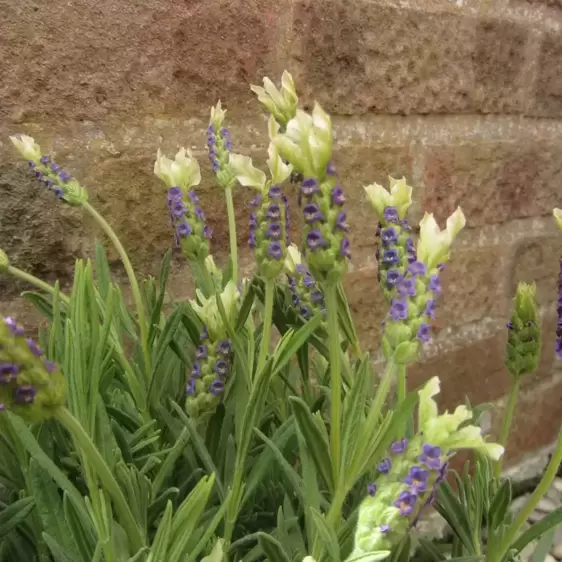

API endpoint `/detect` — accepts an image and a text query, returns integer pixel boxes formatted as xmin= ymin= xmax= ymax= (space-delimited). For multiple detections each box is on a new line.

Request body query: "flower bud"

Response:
xmin=208 ymin=101 xmax=237 ymax=189
xmin=0 ymin=249 xmax=9 ymax=273
xmin=0 ymin=316 xmax=65 ymax=422
xmin=251 ymin=71 xmax=298 ymax=128
xmin=350 ymin=377 xmax=503 ymax=558
xmin=505 ymin=282 xmax=541 ymax=376
xmin=417 ymin=208 xmax=466 ymax=271
xmin=10 ymin=135 xmax=89 ymax=206
xmin=554 ymin=208 xmax=562 ymax=230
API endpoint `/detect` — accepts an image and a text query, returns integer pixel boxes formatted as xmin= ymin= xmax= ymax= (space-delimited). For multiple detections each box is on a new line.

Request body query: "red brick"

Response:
xmin=0 ymin=0 xmax=290 ymax=122
xmin=529 ymin=30 xmax=562 ymax=117
xmin=511 ymin=236 xmax=562 ymax=307
xmin=291 ymin=0 xmax=529 ymax=115
xmin=491 ymin=375 xmax=562 ymax=465
xmin=423 ymin=142 xmax=562 ymax=228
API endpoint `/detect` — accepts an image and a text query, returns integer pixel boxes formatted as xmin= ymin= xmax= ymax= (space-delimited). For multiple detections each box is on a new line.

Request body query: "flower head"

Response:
xmin=364 ymin=177 xmax=413 ymax=221
xmin=154 ymin=147 xmax=201 ymax=190
xmin=251 ymin=71 xmax=299 ymax=128
xmin=208 ymin=101 xmax=237 ymax=188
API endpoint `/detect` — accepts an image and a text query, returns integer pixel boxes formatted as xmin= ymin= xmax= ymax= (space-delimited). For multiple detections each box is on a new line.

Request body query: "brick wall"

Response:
xmin=0 ymin=0 xmax=561 ymax=466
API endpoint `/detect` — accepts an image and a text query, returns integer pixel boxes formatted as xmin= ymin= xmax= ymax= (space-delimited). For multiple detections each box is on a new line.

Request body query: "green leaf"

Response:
xmin=94 ymin=241 xmax=113 ymax=300
xmin=256 ymin=533 xmax=291 ymax=562
xmin=511 ymin=507 xmax=562 ymax=554
xmin=289 ymin=397 xmax=333 ymax=493
xmin=418 ymin=538 xmax=447 ymax=561
xmin=235 ymin=280 xmax=257 ymax=332
xmin=63 ymin=493 xmax=96 ymax=562
xmin=188 ymin=501 xmax=230 ymax=562
xmin=148 ymin=500 xmax=173 ymax=562
xmin=310 ymin=509 xmax=340 ymax=562
xmin=42 ymin=533 xmax=75 ymax=562
xmin=337 ymin=282 xmax=360 ymax=354
xmin=148 ymin=249 xmax=172 ymax=344
xmin=0 ymin=497 xmax=35 ymax=537
xmin=531 ymin=524 xmax=557 ymax=562
xmin=488 ymin=478 xmax=512 ymax=531
xmin=29 ymin=459 xmax=81 ymax=561
xmin=345 ymin=551 xmax=392 ymax=562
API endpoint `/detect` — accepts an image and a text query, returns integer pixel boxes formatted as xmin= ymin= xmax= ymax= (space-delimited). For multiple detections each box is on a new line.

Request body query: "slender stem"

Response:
xmin=396 ymin=363 xmax=407 ymax=405
xmin=495 ymin=428 xmax=562 ymax=561
xmin=256 ymin=278 xmax=275 ymax=376
xmin=224 ymin=186 xmax=238 ymax=286
xmin=83 ymin=203 xmax=151 ymax=380
xmin=325 ymin=284 xmax=342 ymax=487
xmin=7 ymin=265 xmax=69 ymax=304
xmin=494 ymin=377 xmax=521 ymax=478
xmin=55 ymin=407 xmax=144 ymax=553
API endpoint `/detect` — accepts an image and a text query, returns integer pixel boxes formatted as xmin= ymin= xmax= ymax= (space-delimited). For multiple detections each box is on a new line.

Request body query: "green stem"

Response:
xmin=494 ymin=377 xmax=521 ymax=478
xmin=495 ymin=428 xmax=562 ymax=561
xmin=55 ymin=407 xmax=145 ymax=553
xmin=7 ymin=265 xmax=70 ymax=304
xmin=256 ymin=278 xmax=275 ymax=376
xmin=84 ymin=203 xmax=151 ymax=380
xmin=224 ymin=186 xmax=238 ymax=286
xmin=396 ymin=363 xmax=407 ymax=405
xmin=325 ymin=284 xmax=342 ymax=487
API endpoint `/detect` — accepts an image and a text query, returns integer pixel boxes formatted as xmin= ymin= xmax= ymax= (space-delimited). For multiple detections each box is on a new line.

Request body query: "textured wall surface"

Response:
xmin=1 ymin=0 xmax=561 ymax=466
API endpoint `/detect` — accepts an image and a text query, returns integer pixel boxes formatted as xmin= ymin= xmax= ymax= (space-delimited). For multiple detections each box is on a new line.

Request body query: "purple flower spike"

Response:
xmin=506 ymin=321 xmax=514 ymax=330
xmin=203 ymin=225 xmax=212 ymax=239
xmin=0 ymin=363 xmax=18 ymax=384
xmin=192 ymin=362 xmax=201 ymax=378
xmin=367 ymin=483 xmax=377 ymax=496
xmin=50 ymin=163 xmax=62 ymax=174
xmin=404 ymin=466 xmax=430 ymax=493
xmin=249 ymin=231 xmax=257 ymax=249
xmin=398 ymin=278 xmax=416 ymax=297
xmin=382 ymin=248 xmax=400 ymax=265
xmin=303 ymin=203 xmax=323 ymax=224
xmin=214 ymin=360 xmax=229 ymax=377
xmin=267 ymin=222 xmax=282 ymax=240
xmin=13 ymin=385 xmax=36 ymax=405
xmin=200 ymin=327 xmax=209 ymax=341
xmin=340 ymin=238 xmax=351 ymax=259
xmin=268 ymin=241 xmax=283 ymax=260
xmin=266 ymin=203 xmax=281 ymax=220
xmin=386 ymin=270 xmax=403 ymax=288
xmin=269 ymin=185 xmax=282 ymax=199
xmin=249 ymin=212 xmax=258 ymax=229
xmin=4 ymin=317 xmax=24 ymax=336
xmin=425 ymin=300 xmax=436 ymax=320
xmin=394 ymin=491 xmax=417 ymax=517
xmin=331 ymin=186 xmax=345 ymax=206
xmin=335 ymin=211 xmax=349 ymax=232
xmin=303 ymin=272 xmax=316 ymax=287
xmin=40 ymin=156 xmax=50 ymax=165
xmin=420 ymin=443 xmax=442 ymax=470
xmin=188 ymin=190 xmax=199 ymax=203
xmin=44 ymin=360 xmax=57 ymax=373
xmin=429 ymin=275 xmax=442 ymax=296
xmin=380 ymin=524 xmax=391 ymax=534
xmin=209 ymin=379 xmax=225 ymax=396
xmin=196 ymin=345 xmax=208 ymax=360
xmin=389 ymin=299 xmax=408 ymax=321
xmin=417 ymin=323 xmax=431 ymax=343
xmin=326 ymin=161 xmax=337 ymax=175
xmin=406 ymin=238 xmax=415 ymax=253
xmin=194 ymin=207 xmax=206 ymax=221
xmin=391 ymin=437 xmax=408 ymax=454
xmin=177 ymin=222 xmax=192 ymax=238
xmin=301 ymin=178 xmax=320 ymax=197
xmin=378 ymin=458 xmax=392 ymax=474
xmin=59 ymin=171 xmax=72 ymax=182
xmin=26 ymin=338 xmax=43 ymax=357
xmin=383 ymin=207 xmax=399 ymax=223
xmin=436 ymin=461 xmax=450 ymax=484
xmin=408 ymin=261 xmax=427 ymax=277
xmin=311 ymin=290 xmax=324 ymax=303
xmin=381 ymin=227 xmax=398 ymax=245
xmin=306 ymin=230 xmax=327 ymax=252
xmin=556 ymin=338 xmax=562 ymax=359
xmin=185 ymin=378 xmax=196 ymax=395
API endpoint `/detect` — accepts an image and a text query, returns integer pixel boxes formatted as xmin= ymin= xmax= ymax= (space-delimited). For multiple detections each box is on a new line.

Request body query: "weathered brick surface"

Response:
xmin=0 ymin=0 xmax=290 ymax=123
xmin=530 ymin=30 xmax=562 ymax=117
xmin=491 ymin=375 xmax=562 ymax=464
xmin=423 ymin=141 xmax=562 ymax=227
xmin=291 ymin=0 xmax=529 ymax=115
xmin=519 ymin=0 xmax=562 ymax=7
xmin=511 ymin=235 xmax=562 ymax=306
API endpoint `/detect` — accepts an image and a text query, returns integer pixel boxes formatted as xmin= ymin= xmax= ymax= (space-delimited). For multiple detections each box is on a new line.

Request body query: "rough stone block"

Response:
xmin=529 ymin=30 xmax=562 ymax=117
xmin=291 ymin=0 xmax=529 ymax=115
xmin=511 ymin=235 xmax=561 ymax=306
xmin=0 ymin=0 xmax=290 ymax=123
xmin=423 ymin=141 xmax=562 ymax=227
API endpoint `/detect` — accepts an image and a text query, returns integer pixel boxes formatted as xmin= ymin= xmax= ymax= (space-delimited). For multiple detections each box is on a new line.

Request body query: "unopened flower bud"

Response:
xmin=251 ymin=71 xmax=298 ymax=128
xmin=505 ymin=282 xmax=541 ymax=376
xmin=0 ymin=316 xmax=65 ymax=422
xmin=10 ymin=135 xmax=89 ymax=206
xmin=0 ymin=249 xmax=9 ymax=273
xmin=208 ymin=101 xmax=236 ymax=189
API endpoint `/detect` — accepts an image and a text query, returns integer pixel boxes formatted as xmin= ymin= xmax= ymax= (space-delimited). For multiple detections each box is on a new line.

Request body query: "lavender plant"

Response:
xmin=0 ymin=71 xmax=560 ymax=562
